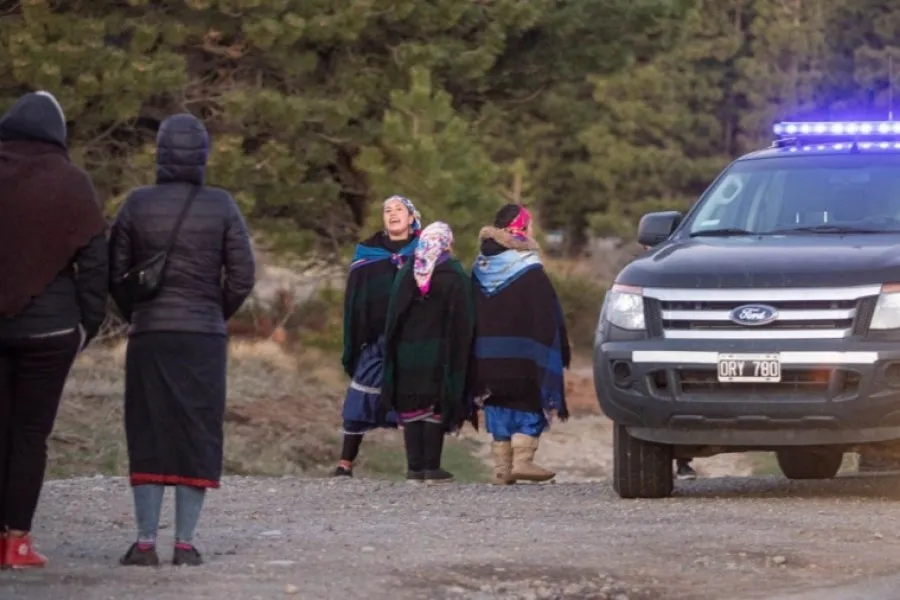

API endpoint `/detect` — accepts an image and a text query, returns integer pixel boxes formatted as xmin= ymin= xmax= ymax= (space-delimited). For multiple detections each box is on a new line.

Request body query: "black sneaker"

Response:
xmin=332 ymin=465 xmax=353 ymax=477
xmin=172 ymin=544 xmax=203 ymax=567
xmin=406 ymin=470 xmax=425 ymax=483
xmin=119 ymin=542 xmax=160 ymax=567
xmin=424 ymin=468 xmax=454 ymax=484
xmin=676 ymin=463 xmax=698 ymax=480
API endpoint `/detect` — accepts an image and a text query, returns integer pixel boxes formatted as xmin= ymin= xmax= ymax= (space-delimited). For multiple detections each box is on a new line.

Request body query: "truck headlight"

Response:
xmin=602 ymin=284 xmax=646 ymax=331
xmin=871 ymin=284 xmax=900 ymax=330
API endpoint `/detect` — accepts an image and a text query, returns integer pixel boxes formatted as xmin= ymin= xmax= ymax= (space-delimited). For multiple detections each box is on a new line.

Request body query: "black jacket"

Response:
xmin=0 ymin=92 xmax=109 ymax=343
xmin=109 ymin=114 xmax=256 ymax=336
xmin=0 ymin=235 xmax=109 ymax=342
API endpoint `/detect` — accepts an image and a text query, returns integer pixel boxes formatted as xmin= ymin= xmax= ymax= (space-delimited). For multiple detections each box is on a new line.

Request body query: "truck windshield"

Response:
xmin=687 ymin=153 xmax=900 ymax=235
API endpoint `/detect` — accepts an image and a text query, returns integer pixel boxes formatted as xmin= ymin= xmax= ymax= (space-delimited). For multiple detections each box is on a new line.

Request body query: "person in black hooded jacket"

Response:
xmin=109 ymin=113 xmax=255 ymax=567
xmin=0 ymin=91 xmax=108 ymax=569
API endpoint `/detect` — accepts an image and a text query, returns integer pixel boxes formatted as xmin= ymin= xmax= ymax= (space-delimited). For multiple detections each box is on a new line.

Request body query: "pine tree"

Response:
xmin=357 ymin=67 xmax=498 ymax=261
xmin=579 ymin=1 xmax=741 ymax=235
xmin=734 ymin=0 xmax=832 ymax=151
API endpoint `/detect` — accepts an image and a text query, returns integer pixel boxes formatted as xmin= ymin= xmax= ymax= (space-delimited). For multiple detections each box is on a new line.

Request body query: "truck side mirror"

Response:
xmin=637 ymin=211 xmax=682 ymax=248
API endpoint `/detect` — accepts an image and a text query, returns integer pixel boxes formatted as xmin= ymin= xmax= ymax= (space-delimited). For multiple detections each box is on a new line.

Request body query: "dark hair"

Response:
xmin=493 ymin=203 xmax=523 ymax=228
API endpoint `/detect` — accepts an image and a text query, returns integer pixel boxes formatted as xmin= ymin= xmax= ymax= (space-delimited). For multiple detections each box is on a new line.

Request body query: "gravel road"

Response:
xmin=5 ymin=474 xmax=900 ymax=600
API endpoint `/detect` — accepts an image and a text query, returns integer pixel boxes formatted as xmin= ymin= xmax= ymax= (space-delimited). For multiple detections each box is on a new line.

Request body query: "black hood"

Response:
xmin=618 ymin=234 xmax=900 ymax=288
xmin=0 ymin=91 xmax=67 ymax=149
xmin=156 ymin=113 xmax=208 ymax=185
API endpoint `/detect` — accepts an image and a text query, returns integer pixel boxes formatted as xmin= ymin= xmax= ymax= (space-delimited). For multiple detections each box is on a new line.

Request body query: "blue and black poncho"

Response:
xmin=470 ymin=226 xmax=571 ymax=421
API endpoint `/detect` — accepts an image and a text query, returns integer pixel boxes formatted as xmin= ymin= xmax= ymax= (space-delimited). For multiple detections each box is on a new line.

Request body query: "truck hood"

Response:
xmin=617 ymin=234 xmax=900 ymax=288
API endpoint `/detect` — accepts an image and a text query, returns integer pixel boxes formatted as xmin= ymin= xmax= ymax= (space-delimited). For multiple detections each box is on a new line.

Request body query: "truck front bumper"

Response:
xmin=594 ymin=340 xmax=900 ymax=446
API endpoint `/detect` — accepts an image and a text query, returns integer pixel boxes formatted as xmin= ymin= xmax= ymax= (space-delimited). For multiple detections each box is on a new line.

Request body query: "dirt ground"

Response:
xmin=8 ymin=472 xmax=900 ymax=600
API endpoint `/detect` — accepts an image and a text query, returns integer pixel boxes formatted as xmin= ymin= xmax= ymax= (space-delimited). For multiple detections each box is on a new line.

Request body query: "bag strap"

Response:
xmin=164 ymin=185 xmax=200 ymax=254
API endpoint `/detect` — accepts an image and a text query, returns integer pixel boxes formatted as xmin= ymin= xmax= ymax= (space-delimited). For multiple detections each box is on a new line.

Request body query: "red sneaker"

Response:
xmin=5 ymin=535 xmax=46 ymax=569
xmin=0 ymin=536 xmax=6 ymax=570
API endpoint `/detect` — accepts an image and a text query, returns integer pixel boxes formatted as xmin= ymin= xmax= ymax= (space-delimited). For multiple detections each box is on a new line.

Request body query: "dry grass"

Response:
xmin=52 ymin=339 xmax=489 ymax=481
xmin=50 ymin=340 xmax=348 ymax=479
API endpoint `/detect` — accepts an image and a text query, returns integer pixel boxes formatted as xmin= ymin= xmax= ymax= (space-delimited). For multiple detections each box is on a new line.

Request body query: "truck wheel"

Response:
xmin=775 ymin=449 xmax=843 ymax=480
xmin=613 ymin=424 xmax=674 ymax=498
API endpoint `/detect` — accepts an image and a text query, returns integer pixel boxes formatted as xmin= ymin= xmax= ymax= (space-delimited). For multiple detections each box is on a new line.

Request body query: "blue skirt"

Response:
xmin=484 ymin=405 xmax=548 ymax=440
xmin=341 ymin=338 xmax=398 ymax=434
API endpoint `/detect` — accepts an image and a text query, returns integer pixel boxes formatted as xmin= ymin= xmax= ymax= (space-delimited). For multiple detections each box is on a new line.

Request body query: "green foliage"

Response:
xmin=0 ymin=0 xmax=690 ymax=254
xmin=4 ymin=0 xmax=898 ymax=254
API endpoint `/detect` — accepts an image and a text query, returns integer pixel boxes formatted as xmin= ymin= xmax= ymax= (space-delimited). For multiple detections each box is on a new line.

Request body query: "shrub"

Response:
xmin=546 ymin=261 xmax=609 ymax=352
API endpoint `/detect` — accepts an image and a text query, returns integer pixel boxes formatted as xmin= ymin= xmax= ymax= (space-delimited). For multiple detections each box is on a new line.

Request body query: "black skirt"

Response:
xmin=124 ymin=332 xmax=227 ymax=488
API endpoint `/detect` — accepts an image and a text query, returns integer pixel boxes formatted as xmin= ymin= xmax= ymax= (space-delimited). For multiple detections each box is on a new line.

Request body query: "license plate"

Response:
xmin=717 ymin=353 xmax=781 ymax=382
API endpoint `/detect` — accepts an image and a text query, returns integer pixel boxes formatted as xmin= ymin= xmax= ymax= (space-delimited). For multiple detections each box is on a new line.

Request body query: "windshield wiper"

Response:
xmin=771 ymin=225 xmax=891 ymax=234
xmin=689 ymin=228 xmax=758 ymax=237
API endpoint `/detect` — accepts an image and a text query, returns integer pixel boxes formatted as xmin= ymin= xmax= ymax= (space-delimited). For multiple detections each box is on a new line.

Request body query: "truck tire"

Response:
xmin=775 ymin=449 xmax=843 ymax=480
xmin=613 ymin=424 xmax=674 ymax=498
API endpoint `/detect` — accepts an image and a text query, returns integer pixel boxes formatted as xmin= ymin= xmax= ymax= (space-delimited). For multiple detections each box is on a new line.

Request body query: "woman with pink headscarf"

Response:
xmin=470 ymin=204 xmax=571 ymax=484
xmin=380 ymin=222 xmax=476 ymax=484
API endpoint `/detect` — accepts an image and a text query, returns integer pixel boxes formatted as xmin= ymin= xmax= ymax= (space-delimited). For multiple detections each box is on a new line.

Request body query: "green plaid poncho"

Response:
xmin=380 ymin=258 xmax=476 ymax=431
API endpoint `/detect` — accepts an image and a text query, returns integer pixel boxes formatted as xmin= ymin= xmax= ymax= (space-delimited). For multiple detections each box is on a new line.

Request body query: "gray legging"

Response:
xmin=133 ymin=484 xmax=206 ymax=545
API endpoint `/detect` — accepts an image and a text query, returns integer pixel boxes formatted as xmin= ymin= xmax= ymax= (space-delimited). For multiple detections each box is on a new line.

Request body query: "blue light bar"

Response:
xmin=784 ymin=142 xmax=900 ymax=153
xmin=773 ymin=121 xmax=900 ymax=136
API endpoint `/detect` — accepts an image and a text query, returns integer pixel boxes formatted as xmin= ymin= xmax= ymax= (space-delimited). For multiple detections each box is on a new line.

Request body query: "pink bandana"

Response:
xmin=506 ymin=206 xmax=532 ymax=239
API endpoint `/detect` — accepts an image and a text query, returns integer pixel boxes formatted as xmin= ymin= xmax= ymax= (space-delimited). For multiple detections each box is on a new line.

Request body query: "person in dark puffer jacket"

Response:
xmin=0 ymin=91 xmax=108 ymax=570
xmin=109 ymin=113 xmax=256 ymax=568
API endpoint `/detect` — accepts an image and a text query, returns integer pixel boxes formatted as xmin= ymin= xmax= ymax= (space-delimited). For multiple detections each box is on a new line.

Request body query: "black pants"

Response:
xmin=340 ymin=434 xmax=364 ymax=463
xmin=0 ymin=331 xmax=79 ymax=531
xmin=403 ymin=421 xmax=444 ymax=472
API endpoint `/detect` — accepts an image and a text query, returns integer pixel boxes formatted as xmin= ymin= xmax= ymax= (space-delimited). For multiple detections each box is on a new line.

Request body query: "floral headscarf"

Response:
xmin=506 ymin=205 xmax=532 ymax=240
xmin=384 ymin=195 xmax=422 ymax=234
xmin=414 ymin=221 xmax=453 ymax=295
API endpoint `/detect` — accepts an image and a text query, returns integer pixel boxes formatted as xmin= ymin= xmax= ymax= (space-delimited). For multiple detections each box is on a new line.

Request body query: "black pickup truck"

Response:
xmin=593 ymin=121 xmax=900 ymax=498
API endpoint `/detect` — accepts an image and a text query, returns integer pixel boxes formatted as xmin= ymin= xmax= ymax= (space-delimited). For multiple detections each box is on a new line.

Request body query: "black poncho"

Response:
xmin=470 ymin=227 xmax=571 ymax=418
xmin=341 ymin=232 xmax=417 ymax=377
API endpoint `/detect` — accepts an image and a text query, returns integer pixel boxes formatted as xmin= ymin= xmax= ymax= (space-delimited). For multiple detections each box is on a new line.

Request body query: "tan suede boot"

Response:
xmin=490 ymin=441 xmax=514 ymax=485
xmin=510 ymin=433 xmax=555 ymax=482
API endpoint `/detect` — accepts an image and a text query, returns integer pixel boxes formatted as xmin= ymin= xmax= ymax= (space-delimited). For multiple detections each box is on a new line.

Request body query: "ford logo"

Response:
xmin=729 ymin=304 xmax=778 ymax=326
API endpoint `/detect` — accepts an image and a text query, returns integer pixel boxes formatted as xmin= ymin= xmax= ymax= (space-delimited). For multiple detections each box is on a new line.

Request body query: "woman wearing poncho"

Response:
xmin=381 ymin=222 xmax=475 ymax=484
xmin=471 ymin=204 xmax=571 ymax=484
xmin=332 ymin=196 xmax=421 ymax=477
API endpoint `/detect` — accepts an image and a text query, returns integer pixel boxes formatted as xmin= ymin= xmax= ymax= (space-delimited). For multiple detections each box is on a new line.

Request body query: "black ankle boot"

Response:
xmin=403 ymin=422 xmax=426 ymax=482
xmin=423 ymin=422 xmax=454 ymax=483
